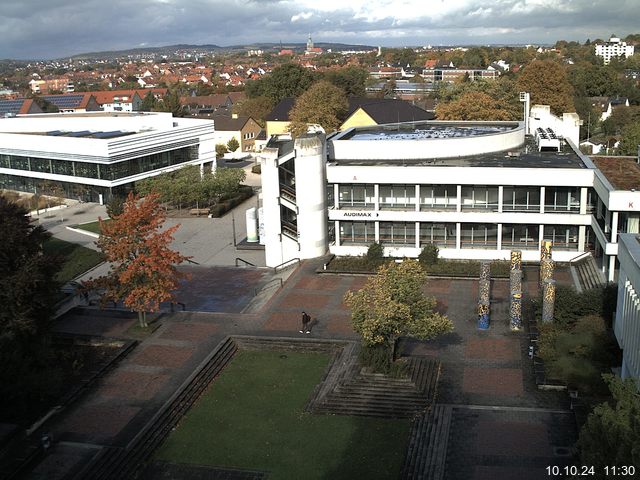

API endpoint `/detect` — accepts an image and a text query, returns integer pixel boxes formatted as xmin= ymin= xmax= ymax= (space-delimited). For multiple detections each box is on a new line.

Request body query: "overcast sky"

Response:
xmin=1 ymin=0 xmax=638 ymax=60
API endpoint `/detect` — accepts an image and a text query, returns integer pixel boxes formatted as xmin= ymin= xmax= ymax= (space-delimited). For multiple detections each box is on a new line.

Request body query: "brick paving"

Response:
xmin=31 ymin=258 xmax=579 ymax=479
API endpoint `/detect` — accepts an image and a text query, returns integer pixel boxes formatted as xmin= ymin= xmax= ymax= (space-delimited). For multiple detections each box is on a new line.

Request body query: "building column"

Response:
xmin=374 ymin=184 xmax=380 ymax=210
xmin=539 ymin=224 xmax=545 ymax=248
xmin=540 ymin=186 xmax=545 ymax=213
xmin=612 ymin=211 xmax=619 ymax=243
xmin=456 ymin=223 xmax=461 ymax=250
xmin=497 ymin=223 xmax=503 ymax=251
xmin=335 ymin=220 xmax=341 ymax=247
xmin=498 ymin=186 xmax=503 ymax=213
xmin=333 ymin=184 xmax=339 ymax=209
xmin=609 ymin=255 xmax=616 ymax=282
xmin=375 ymin=221 xmax=380 ymax=242
xmin=580 ymin=187 xmax=588 ymax=215
xmin=456 ymin=185 xmax=462 ymax=212
xmin=415 ymin=221 xmax=420 ymax=248
xmin=415 ymin=185 xmax=420 ymax=212
xmin=578 ymin=225 xmax=586 ymax=253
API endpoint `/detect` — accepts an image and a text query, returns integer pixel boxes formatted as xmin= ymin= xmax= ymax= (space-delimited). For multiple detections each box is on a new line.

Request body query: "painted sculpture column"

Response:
xmin=477 ymin=261 xmax=491 ymax=330
xmin=542 ymin=279 xmax=557 ymax=323
xmin=510 ymin=268 xmax=523 ymax=331
xmin=540 ymin=258 xmax=555 ymax=287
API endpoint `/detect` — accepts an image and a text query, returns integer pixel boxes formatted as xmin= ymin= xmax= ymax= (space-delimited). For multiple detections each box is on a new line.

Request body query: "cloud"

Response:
xmin=0 ymin=0 xmax=638 ymax=59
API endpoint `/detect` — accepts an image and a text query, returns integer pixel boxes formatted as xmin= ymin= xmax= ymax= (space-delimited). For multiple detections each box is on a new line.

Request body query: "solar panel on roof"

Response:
xmin=0 ymin=100 xmax=24 ymax=115
xmin=93 ymin=130 xmax=127 ymax=139
xmin=46 ymin=130 xmax=65 ymax=136
xmin=68 ymin=131 xmax=92 ymax=137
xmin=43 ymin=95 xmax=84 ymax=108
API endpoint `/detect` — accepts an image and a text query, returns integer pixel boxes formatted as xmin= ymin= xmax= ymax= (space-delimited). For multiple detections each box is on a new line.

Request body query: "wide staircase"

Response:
xmin=571 ymin=253 xmax=607 ymax=292
xmin=309 ymin=350 xmax=441 ymax=418
xmin=400 ymin=404 xmax=453 ymax=480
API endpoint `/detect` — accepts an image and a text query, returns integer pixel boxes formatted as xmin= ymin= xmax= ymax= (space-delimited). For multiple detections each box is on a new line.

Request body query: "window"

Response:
xmin=378 ymin=184 xmax=416 ymax=210
xmin=420 ymin=185 xmax=456 ymax=210
xmin=420 ymin=223 xmax=456 ymax=247
xmin=340 ymin=221 xmax=375 ymax=245
xmin=501 ymin=224 xmax=539 ymax=250
xmin=503 ymin=187 xmax=540 ymax=212
xmin=460 ymin=223 xmax=498 ymax=249
xmin=338 ymin=184 xmax=375 ymax=209
xmin=461 ymin=186 xmax=498 ymax=211
xmin=544 ymin=187 xmax=580 ymax=213
xmin=543 ymin=225 xmax=579 ymax=251
xmin=379 ymin=222 xmax=415 ymax=245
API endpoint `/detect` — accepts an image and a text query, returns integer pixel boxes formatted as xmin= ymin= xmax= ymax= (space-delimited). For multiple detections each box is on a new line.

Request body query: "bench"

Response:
xmin=189 ymin=208 xmax=210 ymax=216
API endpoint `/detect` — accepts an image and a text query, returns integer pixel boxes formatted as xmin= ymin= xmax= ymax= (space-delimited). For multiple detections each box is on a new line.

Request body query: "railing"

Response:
xmin=273 ymin=257 xmax=300 ymax=274
xmin=235 ymin=257 xmax=256 ymax=267
xmin=254 ymin=278 xmax=284 ymax=296
xmin=569 ymin=251 xmax=592 ymax=264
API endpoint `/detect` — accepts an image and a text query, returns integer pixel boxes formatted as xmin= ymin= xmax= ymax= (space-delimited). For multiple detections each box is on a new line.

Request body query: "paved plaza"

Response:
xmin=26 ymin=189 xmax=580 ymax=479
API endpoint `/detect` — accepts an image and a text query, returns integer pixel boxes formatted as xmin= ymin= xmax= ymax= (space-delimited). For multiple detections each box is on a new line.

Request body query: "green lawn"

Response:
xmin=43 ymin=237 xmax=104 ymax=283
xmin=156 ymin=350 xmax=410 ymax=480
xmin=75 ymin=219 xmax=110 ymax=234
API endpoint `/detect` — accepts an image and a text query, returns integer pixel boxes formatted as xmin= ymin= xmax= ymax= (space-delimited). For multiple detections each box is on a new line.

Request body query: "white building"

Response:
xmin=0 ymin=112 xmax=216 ymax=203
xmin=614 ymin=233 xmax=640 ymax=387
xmin=595 ymin=36 xmax=635 ymax=65
xmin=258 ymin=108 xmax=640 ymax=282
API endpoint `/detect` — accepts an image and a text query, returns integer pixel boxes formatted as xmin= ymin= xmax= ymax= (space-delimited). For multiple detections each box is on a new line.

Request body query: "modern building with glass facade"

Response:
xmin=0 ymin=112 xmax=216 ymax=203
xmin=259 ymin=115 xmax=640 ymax=282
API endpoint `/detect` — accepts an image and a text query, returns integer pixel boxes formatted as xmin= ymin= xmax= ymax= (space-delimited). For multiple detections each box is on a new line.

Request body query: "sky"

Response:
xmin=0 ymin=0 xmax=638 ymax=60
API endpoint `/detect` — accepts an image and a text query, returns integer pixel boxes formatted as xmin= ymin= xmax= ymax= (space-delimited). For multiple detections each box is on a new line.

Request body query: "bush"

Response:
xmin=358 ymin=344 xmax=408 ymax=377
xmin=215 ymin=144 xmax=228 ymax=157
xmin=251 ymin=164 xmax=261 ymax=174
xmin=209 ymin=186 xmax=254 ymax=218
xmin=227 ymin=137 xmax=240 ymax=152
xmin=366 ymin=242 xmax=384 ymax=264
xmin=418 ymin=244 xmax=439 ymax=266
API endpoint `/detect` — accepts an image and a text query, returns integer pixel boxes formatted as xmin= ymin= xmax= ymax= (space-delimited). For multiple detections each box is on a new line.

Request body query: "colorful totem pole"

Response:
xmin=540 ymin=240 xmax=553 ymax=285
xmin=542 ymin=279 xmax=557 ymax=323
xmin=509 ymin=250 xmax=523 ymax=331
xmin=478 ymin=261 xmax=491 ymax=330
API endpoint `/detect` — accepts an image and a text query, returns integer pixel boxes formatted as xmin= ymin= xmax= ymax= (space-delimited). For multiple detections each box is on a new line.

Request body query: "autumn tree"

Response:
xmin=436 ymin=91 xmax=516 ymax=121
xmin=233 ymin=96 xmax=274 ymax=127
xmin=344 ymin=260 xmax=453 ymax=367
xmin=288 ymin=80 xmax=348 ymax=137
xmin=245 ymin=63 xmax=316 ymax=103
xmin=86 ymin=192 xmax=190 ymax=327
xmin=324 ymin=65 xmax=369 ymax=96
xmin=516 ymin=60 xmax=575 ymax=115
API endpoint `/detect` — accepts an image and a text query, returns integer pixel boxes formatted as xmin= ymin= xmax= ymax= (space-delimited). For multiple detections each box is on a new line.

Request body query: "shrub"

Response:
xmin=366 ymin=242 xmax=384 ymax=264
xmin=227 ymin=137 xmax=240 ymax=152
xmin=215 ymin=144 xmax=228 ymax=157
xmin=251 ymin=164 xmax=261 ymax=174
xmin=418 ymin=243 xmax=439 ymax=266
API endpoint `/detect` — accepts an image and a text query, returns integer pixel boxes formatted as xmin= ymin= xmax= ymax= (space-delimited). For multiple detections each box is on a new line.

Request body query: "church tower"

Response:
xmin=307 ymin=33 xmax=314 ymax=52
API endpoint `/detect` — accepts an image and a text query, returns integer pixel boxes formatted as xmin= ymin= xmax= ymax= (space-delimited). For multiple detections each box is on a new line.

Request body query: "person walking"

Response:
xmin=300 ymin=311 xmax=311 ymax=333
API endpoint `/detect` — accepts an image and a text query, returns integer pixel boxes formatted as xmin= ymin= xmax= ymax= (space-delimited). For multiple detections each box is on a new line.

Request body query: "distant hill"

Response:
xmin=67 ymin=42 xmax=377 ymax=60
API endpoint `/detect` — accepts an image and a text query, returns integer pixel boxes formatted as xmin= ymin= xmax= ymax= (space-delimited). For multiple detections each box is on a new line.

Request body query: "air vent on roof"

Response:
xmin=535 ymin=127 xmax=561 ymax=152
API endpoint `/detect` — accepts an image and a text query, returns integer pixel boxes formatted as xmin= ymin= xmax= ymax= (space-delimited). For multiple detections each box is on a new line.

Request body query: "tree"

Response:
xmin=516 ymin=60 xmax=575 ymax=115
xmin=0 ymin=197 xmax=60 ymax=343
xmin=85 ymin=192 xmax=190 ymax=327
xmin=618 ymin=122 xmax=640 ymax=156
xmin=245 ymin=63 xmax=316 ymax=103
xmin=106 ymin=195 xmax=125 ymax=218
xmin=344 ymin=261 xmax=453 ymax=360
xmin=227 ymin=137 xmax=240 ymax=152
xmin=0 ymin=197 xmax=62 ymax=420
xmin=288 ymin=80 xmax=348 ymax=137
xmin=436 ymin=91 xmax=517 ymax=121
xmin=140 ymin=91 xmax=158 ymax=112
xmin=324 ymin=66 xmax=369 ymax=96
xmin=233 ymin=96 xmax=274 ymax=127
xmin=215 ymin=143 xmax=228 ymax=158
xmin=577 ymin=375 xmax=640 ymax=470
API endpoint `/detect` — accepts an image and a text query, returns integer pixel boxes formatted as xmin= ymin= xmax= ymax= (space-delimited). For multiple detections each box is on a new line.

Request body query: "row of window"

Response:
xmin=337 ymin=221 xmax=579 ymax=250
xmin=0 ymin=145 xmax=199 ymax=181
xmin=332 ymin=184 xmax=583 ymax=213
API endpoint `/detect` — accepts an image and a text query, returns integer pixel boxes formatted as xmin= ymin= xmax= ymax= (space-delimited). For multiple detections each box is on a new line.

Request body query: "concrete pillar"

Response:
xmin=293 ymin=136 xmax=327 ymax=260
xmin=260 ymin=147 xmax=284 ymax=267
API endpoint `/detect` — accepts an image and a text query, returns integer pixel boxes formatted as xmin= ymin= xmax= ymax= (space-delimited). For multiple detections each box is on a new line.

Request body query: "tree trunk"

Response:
xmin=138 ymin=310 xmax=148 ymax=328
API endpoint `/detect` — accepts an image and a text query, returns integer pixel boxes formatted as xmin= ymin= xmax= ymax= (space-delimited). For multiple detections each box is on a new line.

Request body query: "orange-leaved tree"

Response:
xmin=85 ymin=192 xmax=190 ymax=327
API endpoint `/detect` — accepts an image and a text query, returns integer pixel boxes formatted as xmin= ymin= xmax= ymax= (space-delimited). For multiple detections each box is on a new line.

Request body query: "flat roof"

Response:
xmin=591 ymin=156 xmax=640 ymax=190
xmin=329 ymin=136 xmax=586 ymax=169
xmin=344 ymin=123 xmax=515 ymax=141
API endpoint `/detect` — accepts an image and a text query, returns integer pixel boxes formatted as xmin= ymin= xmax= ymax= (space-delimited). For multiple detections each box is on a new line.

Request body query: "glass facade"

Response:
xmin=420 ymin=185 xmax=457 ymax=211
xmin=340 ymin=221 xmax=375 ymax=245
xmin=461 ymin=186 xmax=499 ymax=211
xmin=379 ymin=221 xmax=416 ymax=245
xmin=420 ymin=222 xmax=456 ymax=247
xmin=461 ymin=223 xmax=498 ymax=248
xmin=0 ymin=145 xmax=199 ymax=181
xmin=543 ymin=225 xmax=579 ymax=250
xmin=378 ymin=184 xmax=416 ymax=210
xmin=338 ymin=184 xmax=375 ymax=209
xmin=544 ymin=187 xmax=580 ymax=213
xmin=503 ymin=186 xmax=541 ymax=212
xmin=501 ymin=224 xmax=540 ymax=249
